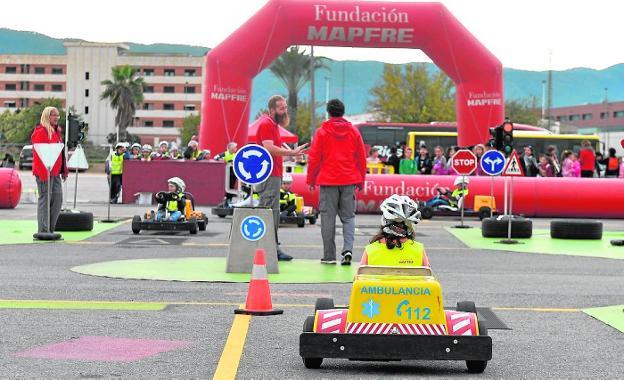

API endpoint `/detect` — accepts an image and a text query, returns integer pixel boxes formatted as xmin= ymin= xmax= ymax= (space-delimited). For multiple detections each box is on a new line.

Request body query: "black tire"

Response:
xmin=302 ymin=316 xmax=323 ymax=369
xmin=481 ymin=216 xmax=532 ymax=238
xmin=421 ymin=206 xmax=434 ymax=219
xmin=297 ymin=216 xmax=305 ymax=228
xmin=309 ymin=216 xmax=317 ymax=225
xmin=550 ymin=219 xmax=603 ymax=240
xmin=477 ymin=207 xmax=491 ymax=220
xmin=132 ymin=215 xmax=141 ymax=234
xmin=314 ymin=298 xmax=335 ymax=311
xmin=198 ymin=218 xmax=207 ymax=231
xmin=456 ymin=301 xmax=477 ymax=314
xmin=466 ymin=320 xmax=488 ymax=373
xmin=54 ymin=210 xmax=93 ymax=231
xmin=189 ymin=217 xmax=198 ymax=235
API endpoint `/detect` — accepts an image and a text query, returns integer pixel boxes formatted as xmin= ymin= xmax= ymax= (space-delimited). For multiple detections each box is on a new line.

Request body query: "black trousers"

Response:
xmin=110 ymin=174 xmax=122 ymax=200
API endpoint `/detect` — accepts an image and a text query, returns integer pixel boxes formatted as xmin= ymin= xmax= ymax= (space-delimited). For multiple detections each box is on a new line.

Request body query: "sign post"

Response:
xmin=451 ymin=149 xmax=477 ymax=228
xmin=66 ymin=144 xmax=89 ymax=209
xmin=500 ymin=150 xmax=524 ymax=244
xmin=227 ymin=144 xmax=278 ymax=273
xmin=33 ymin=143 xmax=64 ymax=241
xmin=480 ymin=150 xmax=506 ymax=219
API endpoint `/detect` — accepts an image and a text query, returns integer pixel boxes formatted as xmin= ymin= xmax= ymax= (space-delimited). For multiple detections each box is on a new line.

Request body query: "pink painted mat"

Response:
xmin=15 ymin=336 xmax=192 ymax=362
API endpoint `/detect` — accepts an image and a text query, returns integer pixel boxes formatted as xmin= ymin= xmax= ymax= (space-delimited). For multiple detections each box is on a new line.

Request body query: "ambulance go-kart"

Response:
xmin=131 ymin=192 xmax=208 ymax=235
xmin=299 ymin=265 xmax=492 ymax=373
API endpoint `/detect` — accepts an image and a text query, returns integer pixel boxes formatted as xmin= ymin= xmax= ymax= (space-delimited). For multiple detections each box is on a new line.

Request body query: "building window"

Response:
xmin=85 ymin=72 xmax=90 ymax=80
xmin=84 ymin=106 xmax=89 ymax=114
xmin=163 ymin=103 xmax=175 ymax=110
xmin=184 ymin=104 xmax=196 ymax=111
xmin=143 ymin=68 xmax=154 ymax=76
xmin=142 ymin=103 xmax=154 ymax=110
xmin=568 ymin=114 xmax=581 ymax=121
xmin=4 ymin=101 xmax=16 ymax=108
xmin=85 ymin=89 xmax=89 ymax=97
xmin=5 ymin=84 xmax=16 ymax=91
xmin=144 ymin=86 xmax=154 ymax=93
xmin=163 ymin=86 xmax=175 ymax=93
xmin=163 ymin=120 xmax=175 ymax=127
xmin=20 ymin=82 xmax=29 ymax=91
xmin=34 ymin=84 xmax=45 ymax=91
xmin=51 ymin=84 xmax=63 ymax=92
xmin=5 ymin=66 xmax=17 ymax=74
xmin=20 ymin=98 xmax=29 ymax=107
xmin=582 ymin=113 xmax=592 ymax=120
xmin=600 ymin=112 xmax=609 ymax=119
xmin=184 ymin=86 xmax=196 ymax=94
xmin=144 ymin=120 xmax=154 ymax=127
xmin=20 ymin=64 xmax=30 ymax=74
xmin=184 ymin=69 xmax=196 ymax=77
xmin=614 ymin=111 xmax=624 ymax=118
xmin=34 ymin=67 xmax=45 ymax=74
xmin=51 ymin=67 xmax=63 ymax=75
xmin=164 ymin=69 xmax=175 ymax=76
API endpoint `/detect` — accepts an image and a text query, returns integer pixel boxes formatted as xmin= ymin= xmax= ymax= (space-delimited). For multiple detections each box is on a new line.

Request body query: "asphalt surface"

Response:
xmin=1 ymin=173 xmax=623 ymax=378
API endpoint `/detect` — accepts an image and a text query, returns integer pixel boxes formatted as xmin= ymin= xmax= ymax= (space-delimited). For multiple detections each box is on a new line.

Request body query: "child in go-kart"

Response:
xmin=154 ymin=177 xmax=187 ymax=222
xmin=280 ymin=174 xmax=298 ymax=217
xmin=359 ymin=194 xmax=430 ymax=267
xmin=423 ymin=177 xmax=469 ymax=209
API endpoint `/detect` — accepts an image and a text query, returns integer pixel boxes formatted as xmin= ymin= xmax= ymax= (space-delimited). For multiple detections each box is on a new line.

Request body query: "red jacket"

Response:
xmin=31 ymin=124 xmax=68 ymax=181
xmin=306 ymin=117 xmax=367 ymax=187
xmin=579 ymin=148 xmax=595 ymax=171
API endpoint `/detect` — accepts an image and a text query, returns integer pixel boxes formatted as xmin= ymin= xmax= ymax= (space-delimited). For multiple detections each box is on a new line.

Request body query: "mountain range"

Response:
xmin=2 ymin=28 xmax=623 ymax=117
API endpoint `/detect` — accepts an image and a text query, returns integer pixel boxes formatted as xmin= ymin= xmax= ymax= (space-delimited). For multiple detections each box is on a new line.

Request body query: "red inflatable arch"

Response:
xmin=200 ymin=0 xmax=504 ymax=153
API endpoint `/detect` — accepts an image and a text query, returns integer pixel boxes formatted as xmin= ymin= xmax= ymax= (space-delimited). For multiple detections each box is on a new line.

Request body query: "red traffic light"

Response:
xmin=503 ymin=122 xmax=513 ymax=133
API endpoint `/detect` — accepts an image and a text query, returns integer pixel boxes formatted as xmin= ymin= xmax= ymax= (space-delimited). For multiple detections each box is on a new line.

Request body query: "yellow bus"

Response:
xmin=407 ymin=131 xmax=601 ymax=156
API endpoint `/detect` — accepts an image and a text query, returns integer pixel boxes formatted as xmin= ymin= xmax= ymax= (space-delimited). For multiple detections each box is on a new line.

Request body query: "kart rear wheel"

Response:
xmin=466 ymin=320 xmax=488 ymax=373
xmin=198 ymin=217 xmax=207 ymax=231
xmin=131 ymin=216 xmax=141 ymax=234
xmin=456 ymin=301 xmax=477 ymax=314
xmin=302 ymin=316 xmax=323 ymax=369
xmin=308 ymin=215 xmax=317 ymax=225
xmin=420 ymin=205 xmax=434 ymax=219
xmin=314 ymin=298 xmax=335 ymax=311
xmin=297 ymin=216 xmax=305 ymax=228
xmin=477 ymin=207 xmax=491 ymax=220
xmin=189 ymin=217 xmax=198 ymax=235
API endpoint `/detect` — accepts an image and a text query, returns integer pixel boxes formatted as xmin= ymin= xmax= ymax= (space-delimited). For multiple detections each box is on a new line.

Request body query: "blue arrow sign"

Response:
xmin=480 ymin=150 xmax=506 ymax=176
xmin=233 ymin=144 xmax=273 ymax=185
xmin=240 ymin=215 xmax=266 ymax=242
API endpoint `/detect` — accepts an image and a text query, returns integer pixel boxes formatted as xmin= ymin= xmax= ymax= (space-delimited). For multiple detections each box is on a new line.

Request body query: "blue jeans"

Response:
xmin=157 ymin=210 xmax=182 ymax=221
xmin=426 ymin=198 xmax=449 ymax=208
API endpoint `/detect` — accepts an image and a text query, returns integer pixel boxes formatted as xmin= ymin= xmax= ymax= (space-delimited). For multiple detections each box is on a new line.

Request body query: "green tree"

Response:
xmin=505 ymin=98 xmax=540 ymax=125
xmin=293 ymin=100 xmax=323 ymax=143
xmin=0 ymin=98 xmax=68 ymax=143
xmin=100 ymin=65 xmax=145 ymax=142
xmin=369 ymin=63 xmax=455 ymax=123
xmin=269 ymin=46 xmax=327 ymax=132
xmin=181 ymin=114 xmax=200 ymax=146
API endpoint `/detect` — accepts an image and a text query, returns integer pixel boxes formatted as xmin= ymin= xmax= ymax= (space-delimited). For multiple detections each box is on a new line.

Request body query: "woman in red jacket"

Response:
xmin=31 ymin=106 xmax=68 ymax=237
xmin=578 ymin=140 xmax=596 ymax=178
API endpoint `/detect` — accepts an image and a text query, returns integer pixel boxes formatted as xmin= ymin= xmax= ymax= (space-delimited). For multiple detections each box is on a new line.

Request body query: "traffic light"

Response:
xmin=67 ymin=113 xmax=88 ymax=149
xmin=501 ymin=120 xmax=514 ymax=154
xmin=489 ymin=125 xmax=504 ymax=151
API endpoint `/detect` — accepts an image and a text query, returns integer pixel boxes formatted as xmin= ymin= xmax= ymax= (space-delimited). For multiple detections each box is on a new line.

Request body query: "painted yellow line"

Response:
xmin=213 ymin=308 xmax=251 ymax=380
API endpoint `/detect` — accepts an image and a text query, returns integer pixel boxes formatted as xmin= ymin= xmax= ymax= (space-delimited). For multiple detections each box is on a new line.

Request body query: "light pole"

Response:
xmin=310 ymin=46 xmax=315 ymax=139
xmin=324 ymin=76 xmax=331 ymax=119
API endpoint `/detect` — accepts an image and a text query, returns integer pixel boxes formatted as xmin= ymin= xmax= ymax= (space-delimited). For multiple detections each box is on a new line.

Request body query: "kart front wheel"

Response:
xmin=466 ymin=320 xmax=488 ymax=373
xmin=315 ymin=298 xmax=335 ymax=311
xmin=308 ymin=215 xmax=317 ymax=225
xmin=302 ymin=316 xmax=323 ymax=369
xmin=189 ymin=217 xmax=198 ymax=235
xmin=477 ymin=206 xmax=491 ymax=220
xmin=131 ymin=215 xmax=141 ymax=234
xmin=456 ymin=301 xmax=477 ymax=314
xmin=421 ymin=206 xmax=434 ymax=219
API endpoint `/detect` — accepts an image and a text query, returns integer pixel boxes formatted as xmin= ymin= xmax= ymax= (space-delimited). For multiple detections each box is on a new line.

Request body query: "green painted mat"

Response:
xmin=0 ymin=300 xmax=167 ymax=311
xmin=72 ymin=257 xmax=358 ymax=283
xmin=0 ymin=220 xmax=122 ymax=245
xmin=447 ymin=227 xmax=624 ymax=260
xmin=583 ymin=305 xmax=624 ymax=333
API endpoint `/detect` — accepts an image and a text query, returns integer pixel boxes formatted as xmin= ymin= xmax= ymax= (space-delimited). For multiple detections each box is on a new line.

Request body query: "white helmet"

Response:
xmin=380 ymin=194 xmax=421 ymax=233
xmin=159 ymin=141 xmax=168 ymax=148
xmin=282 ymin=173 xmax=293 ymax=183
xmin=142 ymin=144 xmax=152 ymax=152
xmin=115 ymin=142 xmax=124 ymax=149
xmin=168 ymin=177 xmax=186 ymax=192
xmin=131 ymin=143 xmax=141 ymax=150
xmin=454 ymin=177 xmax=469 ymax=187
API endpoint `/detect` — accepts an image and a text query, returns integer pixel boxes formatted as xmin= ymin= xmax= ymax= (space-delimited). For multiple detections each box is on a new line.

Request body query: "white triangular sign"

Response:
xmin=503 ymin=150 xmax=525 ymax=177
xmin=68 ymin=145 xmax=89 ymax=169
xmin=33 ymin=143 xmax=64 ymax=170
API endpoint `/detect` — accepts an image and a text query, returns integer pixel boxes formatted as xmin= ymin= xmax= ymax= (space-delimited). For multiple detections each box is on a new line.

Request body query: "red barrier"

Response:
xmin=122 ymin=161 xmax=225 ymax=206
xmin=200 ymin=0 xmax=503 ymax=153
xmin=0 ymin=168 xmax=22 ymax=209
xmin=290 ymin=174 xmax=624 ymax=218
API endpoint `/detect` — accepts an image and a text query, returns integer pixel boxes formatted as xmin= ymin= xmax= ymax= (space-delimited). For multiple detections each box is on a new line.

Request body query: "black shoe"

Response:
xmin=320 ymin=259 xmax=337 ymax=265
xmin=341 ymin=251 xmax=352 ymax=266
xmin=277 ymin=249 xmax=293 ymax=261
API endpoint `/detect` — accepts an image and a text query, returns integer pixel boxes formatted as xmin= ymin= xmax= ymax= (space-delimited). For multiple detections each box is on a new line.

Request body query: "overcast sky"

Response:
xmin=1 ymin=0 xmax=622 ymax=71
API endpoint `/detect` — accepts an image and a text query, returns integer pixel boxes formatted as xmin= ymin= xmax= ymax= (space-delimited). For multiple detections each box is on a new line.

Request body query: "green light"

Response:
xmin=504 ymin=146 xmax=513 ymax=153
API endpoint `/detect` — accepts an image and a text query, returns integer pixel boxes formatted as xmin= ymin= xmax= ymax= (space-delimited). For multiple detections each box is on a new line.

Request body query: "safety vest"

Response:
xmin=166 ymin=192 xmax=184 ymax=212
xmin=111 ymin=153 xmax=124 ymax=175
xmin=608 ymin=157 xmax=619 ymax=171
xmin=365 ymin=240 xmax=425 ymax=267
xmin=279 ymin=189 xmax=296 ymax=205
xmin=224 ymin=150 xmax=235 ymax=163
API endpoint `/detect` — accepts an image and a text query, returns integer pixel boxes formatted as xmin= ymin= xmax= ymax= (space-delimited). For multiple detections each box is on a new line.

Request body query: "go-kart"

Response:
xmin=420 ymin=192 xmax=496 ymax=221
xmin=132 ymin=192 xmax=208 ymax=234
xmin=299 ymin=265 xmax=492 ymax=373
xmin=280 ymin=197 xmax=318 ymax=228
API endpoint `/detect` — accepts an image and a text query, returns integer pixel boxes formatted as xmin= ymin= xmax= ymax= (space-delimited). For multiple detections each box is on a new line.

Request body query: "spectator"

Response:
xmin=537 ymin=154 xmax=554 ymax=177
xmin=399 ymin=146 xmax=417 ymax=174
xmin=563 ymin=152 xmax=581 ymax=177
xmin=1 ymin=153 xmax=15 ymax=168
xmin=129 ymin=143 xmax=141 ymax=159
xmin=169 ymin=143 xmax=181 ymax=160
xmin=603 ymin=148 xmax=620 ymax=178
xmin=184 ymin=140 xmax=200 ymax=160
xmin=140 ymin=144 xmax=152 ymax=161
xmin=520 ymin=146 xmax=539 ymax=177
xmin=620 ymin=158 xmax=624 ymax=179
xmin=154 ymin=141 xmax=170 ymax=160
xmin=472 ymin=144 xmax=486 ymax=175
xmin=367 ymin=147 xmax=381 ymax=164
xmin=444 ymin=146 xmax=457 ymax=174
xmin=108 ymin=143 xmax=126 ymax=203
xmin=383 ymin=146 xmax=401 ymax=174
xmin=431 ymin=145 xmax=448 ymax=175
xmin=307 ymin=98 xmax=366 ymax=265
xmin=579 ymin=140 xmax=595 ymax=178
xmin=415 ymin=145 xmax=432 ymax=175
xmin=546 ymin=145 xmax=562 ymax=177
xmin=215 ymin=142 xmax=239 ymax=206
xmin=594 ymin=152 xmax=605 ymax=177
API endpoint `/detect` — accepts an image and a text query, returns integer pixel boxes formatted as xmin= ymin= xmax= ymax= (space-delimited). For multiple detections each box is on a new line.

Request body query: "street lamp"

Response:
xmin=324 ymin=76 xmax=331 ymax=119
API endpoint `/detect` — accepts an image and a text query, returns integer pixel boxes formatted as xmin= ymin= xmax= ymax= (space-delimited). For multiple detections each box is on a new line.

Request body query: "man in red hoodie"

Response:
xmin=307 ymin=99 xmax=367 ymax=265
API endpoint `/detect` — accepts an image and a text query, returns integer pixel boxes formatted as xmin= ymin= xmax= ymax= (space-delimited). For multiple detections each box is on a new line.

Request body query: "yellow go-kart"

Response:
xmin=299 ymin=265 xmax=492 ymax=373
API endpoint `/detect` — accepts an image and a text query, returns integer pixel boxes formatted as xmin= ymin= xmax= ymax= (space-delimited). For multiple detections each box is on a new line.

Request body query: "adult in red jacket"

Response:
xmin=307 ymin=99 xmax=367 ymax=265
xmin=31 ymin=106 xmax=68 ymax=237
xmin=579 ymin=140 xmax=596 ymax=178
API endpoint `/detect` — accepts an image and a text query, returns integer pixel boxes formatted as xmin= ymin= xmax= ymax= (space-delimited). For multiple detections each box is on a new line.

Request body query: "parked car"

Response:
xmin=18 ymin=145 xmax=33 ymax=170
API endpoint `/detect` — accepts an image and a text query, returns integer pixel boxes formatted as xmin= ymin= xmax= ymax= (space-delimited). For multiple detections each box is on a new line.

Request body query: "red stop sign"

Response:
xmin=451 ymin=149 xmax=478 ymax=175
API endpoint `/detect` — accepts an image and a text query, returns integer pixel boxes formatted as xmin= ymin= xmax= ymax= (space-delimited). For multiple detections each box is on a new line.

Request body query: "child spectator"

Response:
xmin=399 ymin=147 xmax=417 ymax=174
xmin=431 ymin=145 xmax=448 ymax=175
xmin=537 ymin=154 xmax=554 ymax=177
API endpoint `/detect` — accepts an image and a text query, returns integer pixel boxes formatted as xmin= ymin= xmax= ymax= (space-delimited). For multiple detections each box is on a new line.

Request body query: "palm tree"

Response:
xmin=100 ymin=65 xmax=145 ymax=142
xmin=269 ymin=46 xmax=328 ymax=132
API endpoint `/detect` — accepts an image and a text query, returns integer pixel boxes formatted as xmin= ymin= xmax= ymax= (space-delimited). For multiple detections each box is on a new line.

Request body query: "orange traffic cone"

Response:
xmin=234 ymin=249 xmax=283 ymax=316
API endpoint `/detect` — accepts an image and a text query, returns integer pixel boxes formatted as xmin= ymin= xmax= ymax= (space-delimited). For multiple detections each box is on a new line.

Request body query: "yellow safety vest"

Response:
xmin=111 ymin=153 xmax=124 ymax=175
xmin=279 ymin=189 xmax=296 ymax=205
xmin=224 ymin=150 xmax=235 ymax=163
xmin=166 ymin=192 xmax=184 ymax=212
xmin=365 ymin=240 xmax=425 ymax=267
